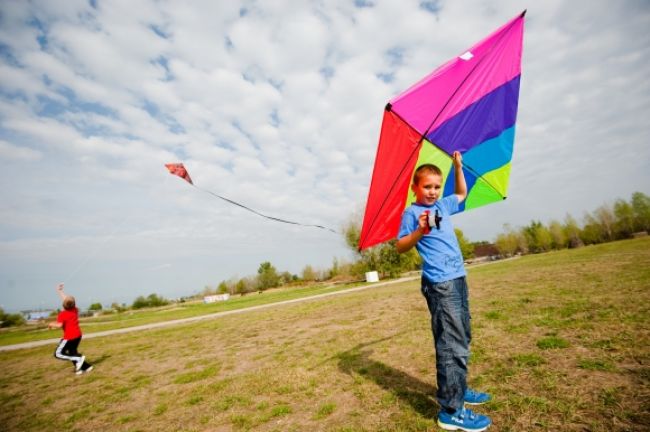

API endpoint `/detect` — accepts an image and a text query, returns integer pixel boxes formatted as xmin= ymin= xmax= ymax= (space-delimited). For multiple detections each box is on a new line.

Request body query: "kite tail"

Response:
xmin=193 ymin=185 xmax=338 ymax=234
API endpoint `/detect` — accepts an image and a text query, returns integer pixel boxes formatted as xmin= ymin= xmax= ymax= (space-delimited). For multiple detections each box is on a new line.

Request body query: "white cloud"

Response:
xmin=0 ymin=139 xmax=42 ymax=161
xmin=0 ymin=0 xmax=649 ymax=310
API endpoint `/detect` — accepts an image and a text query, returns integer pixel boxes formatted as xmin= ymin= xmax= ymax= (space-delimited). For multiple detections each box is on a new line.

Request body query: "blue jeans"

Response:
xmin=421 ymin=276 xmax=471 ymax=413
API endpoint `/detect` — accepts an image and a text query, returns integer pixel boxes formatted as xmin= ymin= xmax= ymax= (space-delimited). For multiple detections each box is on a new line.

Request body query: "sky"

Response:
xmin=1 ymin=0 xmax=649 ymax=312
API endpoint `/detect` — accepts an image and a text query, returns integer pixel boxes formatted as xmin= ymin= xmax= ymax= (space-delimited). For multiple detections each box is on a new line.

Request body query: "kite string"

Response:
xmin=63 ymin=174 xmax=168 ymax=285
xmin=192 ymin=184 xmax=337 ymax=234
xmin=63 ymin=213 xmax=131 ymax=283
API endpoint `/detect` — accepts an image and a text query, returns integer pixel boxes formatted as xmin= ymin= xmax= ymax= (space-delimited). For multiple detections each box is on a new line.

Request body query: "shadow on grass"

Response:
xmin=90 ymin=354 xmax=111 ymax=365
xmin=336 ymin=337 xmax=438 ymax=418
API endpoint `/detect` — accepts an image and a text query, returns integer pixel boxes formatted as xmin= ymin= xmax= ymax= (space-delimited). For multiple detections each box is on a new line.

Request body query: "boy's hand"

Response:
xmin=56 ymin=283 xmax=64 ymax=292
xmin=419 ymin=211 xmax=430 ymax=234
xmin=452 ymin=151 xmax=462 ymax=168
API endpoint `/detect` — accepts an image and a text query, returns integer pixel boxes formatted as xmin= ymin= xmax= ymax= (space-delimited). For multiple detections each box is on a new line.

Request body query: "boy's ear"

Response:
xmin=410 ymin=182 xmax=417 ymax=193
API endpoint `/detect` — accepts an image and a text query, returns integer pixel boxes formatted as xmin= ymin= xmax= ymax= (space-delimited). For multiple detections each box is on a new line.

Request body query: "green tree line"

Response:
xmin=129 ymin=191 xmax=650 ymax=302
xmin=7 ymin=192 xmax=646 ymax=328
xmin=495 ymin=192 xmax=649 ymax=255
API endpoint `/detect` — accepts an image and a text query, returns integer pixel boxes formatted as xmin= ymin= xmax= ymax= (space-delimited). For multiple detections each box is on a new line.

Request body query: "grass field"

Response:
xmin=1 ymin=238 xmax=648 ymax=431
xmin=0 ymin=282 xmax=370 ymax=347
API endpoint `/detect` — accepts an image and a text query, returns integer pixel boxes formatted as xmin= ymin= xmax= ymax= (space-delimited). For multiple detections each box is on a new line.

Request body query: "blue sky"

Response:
xmin=1 ymin=0 xmax=649 ymax=311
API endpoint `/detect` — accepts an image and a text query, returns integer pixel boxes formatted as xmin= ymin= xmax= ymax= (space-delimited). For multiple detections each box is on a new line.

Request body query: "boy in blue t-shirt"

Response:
xmin=396 ymin=151 xmax=492 ymax=432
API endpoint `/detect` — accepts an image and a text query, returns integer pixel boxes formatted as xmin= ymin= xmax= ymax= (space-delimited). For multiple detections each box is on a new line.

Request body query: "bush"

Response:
xmin=257 ymin=261 xmax=280 ymax=290
xmin=343 ymin=217 xmax=420 ymax=279
xmin=0 ymin=308 xmax=26 ymax=327
xmin=110 ymin=302 xmax=127 ymax=313
xmin=131 ymin=293 xmax=169 ymax=309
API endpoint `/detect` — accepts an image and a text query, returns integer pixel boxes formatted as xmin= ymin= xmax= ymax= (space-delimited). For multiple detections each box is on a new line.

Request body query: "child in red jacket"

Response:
xmin=48 ymin=283 xmax=93 ymax=374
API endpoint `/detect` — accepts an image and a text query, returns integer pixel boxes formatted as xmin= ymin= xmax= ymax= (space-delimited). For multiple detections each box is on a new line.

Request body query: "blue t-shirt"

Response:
xmin=398 ymin=195 xmax=466 ymax=283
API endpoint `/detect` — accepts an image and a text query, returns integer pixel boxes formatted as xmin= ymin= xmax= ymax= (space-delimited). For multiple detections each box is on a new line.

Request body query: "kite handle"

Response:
xmin=422 ymin=210 xmax=431 ymax=234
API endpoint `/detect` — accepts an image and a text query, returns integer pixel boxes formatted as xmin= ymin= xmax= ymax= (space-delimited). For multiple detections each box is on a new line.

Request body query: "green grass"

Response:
xmin=536 ymin=336 xmax=570 ymax=350
xmin=173 ymin=365 xmax=220 ymax=384
xmin=0 ymin=238 xmax=648 ymax=431
xmin=0 ymin=280 xmax=370 ymax=346
xmin=577 ymin=358 xmax=616 ymax=372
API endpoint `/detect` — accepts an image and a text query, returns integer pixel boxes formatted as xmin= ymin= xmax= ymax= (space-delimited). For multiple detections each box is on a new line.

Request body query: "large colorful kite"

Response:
xmin=359 ymin=11 xmax=526 ymax=250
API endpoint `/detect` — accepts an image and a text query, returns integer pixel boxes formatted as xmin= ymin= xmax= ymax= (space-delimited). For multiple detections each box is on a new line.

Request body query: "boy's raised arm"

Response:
xmin=452 ymin=151 xmax=467 ymax=203
xmin=56 ymin=283 xmax=67 ymax=301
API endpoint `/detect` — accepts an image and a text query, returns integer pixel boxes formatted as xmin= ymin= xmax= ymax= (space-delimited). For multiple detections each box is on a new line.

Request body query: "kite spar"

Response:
xmin=164 ymin=163 xmax=337 ymax=233
xmin=359 ymin=11 xmax=526 ymax=250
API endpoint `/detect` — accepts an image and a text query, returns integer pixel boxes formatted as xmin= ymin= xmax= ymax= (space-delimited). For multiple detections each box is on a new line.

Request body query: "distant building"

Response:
xmin=24 ymin=310 xmax=54 ymax=322
xmin=473 ymin=243 xmax=500 ymax=258
xmin=204 ymin=294 xmax=230 ymax=303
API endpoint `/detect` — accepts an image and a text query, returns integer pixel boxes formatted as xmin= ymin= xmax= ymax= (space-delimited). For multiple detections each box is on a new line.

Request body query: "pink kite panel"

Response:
xmin=390 ymin=12 xmax=524 ymax=136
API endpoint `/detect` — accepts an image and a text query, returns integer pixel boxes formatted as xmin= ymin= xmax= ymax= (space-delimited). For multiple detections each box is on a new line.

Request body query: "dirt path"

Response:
xmin=0 ymin=276 xmax=420 ymax=352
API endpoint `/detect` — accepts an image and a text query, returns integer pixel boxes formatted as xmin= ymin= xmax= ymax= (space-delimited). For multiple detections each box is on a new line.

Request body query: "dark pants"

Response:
xmin=54 ymin=337 xmax=91 ymax=371
xmin=421 ymin=276 xmax=471 ymax=413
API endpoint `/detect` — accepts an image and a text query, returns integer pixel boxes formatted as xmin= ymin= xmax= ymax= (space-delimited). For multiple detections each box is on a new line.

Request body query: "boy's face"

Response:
xmin=411 ymin=173 xmax=442 ymax=206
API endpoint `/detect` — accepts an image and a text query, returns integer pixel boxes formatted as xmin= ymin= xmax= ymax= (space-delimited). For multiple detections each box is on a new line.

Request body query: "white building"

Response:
xmin=203 ymin=294 xmax=230 ymax=303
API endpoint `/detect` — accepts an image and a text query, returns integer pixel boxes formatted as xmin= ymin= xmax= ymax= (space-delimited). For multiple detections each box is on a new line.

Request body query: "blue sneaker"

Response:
xmin=438 ymin=407 xmax=491 ymax=431
xmin=464 ymin=388 xmax=491 ymax=405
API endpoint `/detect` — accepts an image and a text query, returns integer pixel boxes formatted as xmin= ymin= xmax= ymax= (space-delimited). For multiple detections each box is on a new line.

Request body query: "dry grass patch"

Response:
xmin=0 ymin=238 xmax=648 ymax=431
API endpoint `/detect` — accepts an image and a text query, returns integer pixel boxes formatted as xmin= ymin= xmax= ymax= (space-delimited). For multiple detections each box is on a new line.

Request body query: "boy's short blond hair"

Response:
xmin=62 ymin=296 xmax=76 ymax=311
xmin=413 ymin=164 xmax=442 ymax=185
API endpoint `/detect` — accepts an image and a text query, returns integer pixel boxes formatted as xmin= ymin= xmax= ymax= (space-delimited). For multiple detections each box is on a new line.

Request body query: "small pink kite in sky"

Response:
xmin=165 ymin=163 xmax=193 ymax=185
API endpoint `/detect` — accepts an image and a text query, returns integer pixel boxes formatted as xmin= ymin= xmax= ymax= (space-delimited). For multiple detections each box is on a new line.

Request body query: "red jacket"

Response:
xmin=57 ymin=308 xmax=82 ymax=340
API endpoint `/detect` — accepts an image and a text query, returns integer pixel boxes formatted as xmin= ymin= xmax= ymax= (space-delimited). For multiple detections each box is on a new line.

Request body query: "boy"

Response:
xmin=396 ymin=151 xmax=491 ymax=431
xmin=48 ymin=283 xmax=93 ymax=375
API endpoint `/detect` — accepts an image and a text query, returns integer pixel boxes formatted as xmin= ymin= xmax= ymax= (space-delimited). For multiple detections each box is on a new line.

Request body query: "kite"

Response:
xmin=165 ymin=163 xmax=336 ymax=233
xmin=359 ymin=11 xmax=526 ymax=250
xmin=165 ymin=163 xmax=193 ymax=185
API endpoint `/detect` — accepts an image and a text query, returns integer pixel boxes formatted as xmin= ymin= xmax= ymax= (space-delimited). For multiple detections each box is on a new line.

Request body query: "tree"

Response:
xmin=110 ymin=302 xmax=126 ymax=313
xmin=328 ymin=257 xmax=340 ymax=279
xmin=88 ymin=303 xmax=103 ymax=311
xmin=132 ymin=296 xmax=148 ymax=309
xmin=593 ymin=204 xmax=615 ymax=242
xmin=563 ymin=214 xmax=583 ymax=248
xmin=613 ymin=198 xmax=635 ymax=238
xmin=343 ymin=217 xmax=361 ymax=252
xmin=217 ymin=281 xmax=229 ymax=294
xmin=455 ymin=228 xmax=474 ymax=260
xmin=376 ymin=239 xmax=420 ymax=278
xmin=495 ymin=224 xmax=520 ymax=256
xmin=257 ymin=261 xmax=280 ymax=291
xmin=0 ymin=308 xmax=26 ymax=327
xmin=146 ymin=293 xmax=169 ymax=307
xmin=631 ymin=192 xmax=650 ymax=232
xmin=302 ymin=265 xmax=317 ymax=282
xmin=580 ymin=212 xmax=605 ymax=245
xmin=548 ymin=220 xmax=567 ymax=250
xmin=132 ymin=293 xmax=169 ymax=309
xmin=278 ymin=271 xmax=294 ymax=285
xmin=235 ymin=279 xmax=248 ymax=296
xmin=342 ymin=215 xmax=419 ymax=278
xmin=523 ymin=221 xmax=552 ymax=253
